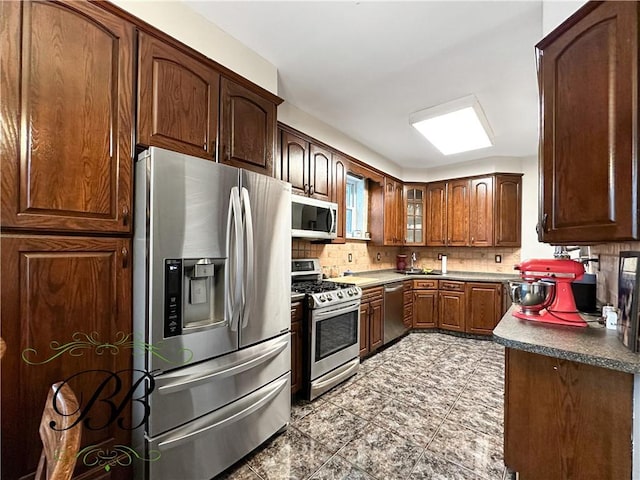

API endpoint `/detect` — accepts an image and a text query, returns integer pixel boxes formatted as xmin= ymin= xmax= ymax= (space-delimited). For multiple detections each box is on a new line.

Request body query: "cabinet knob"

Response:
xmin=122 ymin=206 xmax=130 ymax=226
xmin=304 ymin=184 xmax=309 ymax=194
xmin=471 ymin=236 xmax=474 ymax=243
xmin=310 ymin=185 xmax=314 ymax=195
xmin=121 ymin=247 xmax=129 ymax=268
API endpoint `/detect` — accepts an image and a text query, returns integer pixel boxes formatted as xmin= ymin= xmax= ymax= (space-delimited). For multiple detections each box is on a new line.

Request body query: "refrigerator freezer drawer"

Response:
xmin=147 ymin=373 xmax=290 ymax=480
xmin=148 ymin=333 xmax=290 ymax=437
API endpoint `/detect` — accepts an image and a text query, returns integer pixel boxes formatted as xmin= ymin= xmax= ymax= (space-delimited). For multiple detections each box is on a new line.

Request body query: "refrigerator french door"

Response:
xmin=133 ymin=147 xmax=291 ymax=480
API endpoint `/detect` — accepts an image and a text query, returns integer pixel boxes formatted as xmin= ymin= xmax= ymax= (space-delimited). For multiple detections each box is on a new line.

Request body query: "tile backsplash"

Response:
xmin=292 ymin=240 xmax=521 ymax=278
xmin=589 ymin=242 xmax=640 ymax=307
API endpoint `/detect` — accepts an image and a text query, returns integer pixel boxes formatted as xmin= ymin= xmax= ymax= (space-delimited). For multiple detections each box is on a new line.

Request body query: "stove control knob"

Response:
xmin=326 ymin=294 xmax=333 ymax=301
xmin=318 ymin=294 xmax=326 ymax=302
xmin=348 ymin=288 xmax=356 ymax=296
xmin=337 ymin=291 xmax=344 ymax=299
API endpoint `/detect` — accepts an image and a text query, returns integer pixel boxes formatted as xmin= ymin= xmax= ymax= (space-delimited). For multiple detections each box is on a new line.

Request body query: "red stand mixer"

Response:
xmin=510 ymin=258 xmax=587 ymax=327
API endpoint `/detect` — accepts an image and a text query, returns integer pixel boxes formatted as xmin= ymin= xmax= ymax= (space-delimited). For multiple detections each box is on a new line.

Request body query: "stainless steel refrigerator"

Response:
xmin=132 ymin=147 xmax=291 ymax=480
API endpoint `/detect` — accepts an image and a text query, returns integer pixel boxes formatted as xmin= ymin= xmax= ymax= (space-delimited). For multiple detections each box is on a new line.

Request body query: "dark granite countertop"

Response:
xmin=494 ymin=306 xmax=640 ymax=374
xmin=326 ymin=269 xmax=519 ymax=288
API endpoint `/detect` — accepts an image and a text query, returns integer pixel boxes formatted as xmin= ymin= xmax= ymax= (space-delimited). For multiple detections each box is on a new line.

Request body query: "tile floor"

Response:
xmin=220 ymin=332 xmax=508 ymax=480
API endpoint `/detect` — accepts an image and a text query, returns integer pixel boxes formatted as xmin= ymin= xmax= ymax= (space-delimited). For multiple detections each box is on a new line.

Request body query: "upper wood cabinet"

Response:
xmin=277 ymin=127 xmax=331 ymax=201
xmin=332 ymin=153 xmax=348 ymax=243
xmin=537 ymin=2 xmax=640 ymax=243
xmin=447 ymin=179 xmax=470 ymax=246
xmin=219 ymin=77 xmax=277 ymax=175
xmin=1 ymin=235 xmax=132 ymax=480
xmin=1 ymin=0 xmax=134 ymax=234
xmin=138 ymin=31 xmax=220 ymax=160
xmin=495 ymin=174 xmax=522 ymax=247
xmin=426 ymin=174 xmax=521 ymax=247
xmin=384 ymin=178 xmax=404 ymax=245
xmin=469 ymin=177 xmax=494 ymax=247
xmin=404 ymin=184 xmax=426 ymax=246
xmin=426 ymin=179 xmax=470 ymax=247
xmin=426 ymin=181 xmax=447 ymax=246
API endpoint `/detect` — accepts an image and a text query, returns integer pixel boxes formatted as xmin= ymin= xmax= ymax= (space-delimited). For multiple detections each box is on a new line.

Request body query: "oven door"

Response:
xmin=310 ymin=299 xmax=360 ymax=381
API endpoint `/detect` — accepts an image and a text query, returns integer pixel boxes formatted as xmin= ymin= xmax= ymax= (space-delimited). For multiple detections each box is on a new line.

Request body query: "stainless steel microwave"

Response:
xmin=291 ymin=195 xmax=338 ymax=240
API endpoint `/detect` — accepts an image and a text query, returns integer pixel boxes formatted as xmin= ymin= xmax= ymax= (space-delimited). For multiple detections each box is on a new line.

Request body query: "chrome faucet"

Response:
xmin=411 ymin=252 xmax=417 ymax=268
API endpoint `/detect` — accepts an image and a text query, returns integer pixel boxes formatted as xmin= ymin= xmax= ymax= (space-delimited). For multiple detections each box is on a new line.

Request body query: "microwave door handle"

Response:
xmin=241 ymin=187 xmax=254 ymax=329
xmin=328 ymin=208 xmax=335 ymax=235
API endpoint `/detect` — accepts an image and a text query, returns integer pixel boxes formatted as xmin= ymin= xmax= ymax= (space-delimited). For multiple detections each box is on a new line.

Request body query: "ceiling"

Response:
xmin=184 ymin=1 xmax=543 ymax=170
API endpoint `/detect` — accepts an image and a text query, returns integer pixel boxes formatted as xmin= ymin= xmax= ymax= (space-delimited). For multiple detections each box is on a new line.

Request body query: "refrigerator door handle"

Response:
xmin=157 ymin=336 xmax=289 ymax=395
xmin=241 ymin=187 xmax=255 ymax=329
xmin=157 ymin=375 xmax=289 ymax=450
xmin=228 ymin=187 xmax=243 ymax=331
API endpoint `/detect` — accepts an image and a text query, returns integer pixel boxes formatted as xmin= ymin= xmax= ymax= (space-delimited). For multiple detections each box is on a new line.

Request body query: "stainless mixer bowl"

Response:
xmin=509 ymin=281 xmax=555 ymax=313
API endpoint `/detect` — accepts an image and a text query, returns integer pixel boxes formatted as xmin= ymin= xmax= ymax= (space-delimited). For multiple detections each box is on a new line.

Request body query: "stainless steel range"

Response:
xmin=292 ymin=259 xmax=362 ymax=400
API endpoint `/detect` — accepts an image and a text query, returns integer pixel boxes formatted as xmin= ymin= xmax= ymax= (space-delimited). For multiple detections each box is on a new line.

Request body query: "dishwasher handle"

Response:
xmin=384 ymin=283 xmax=404 ymax=293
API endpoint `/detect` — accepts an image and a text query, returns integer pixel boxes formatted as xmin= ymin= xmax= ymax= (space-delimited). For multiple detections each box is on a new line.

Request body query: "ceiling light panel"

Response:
xmin=410 ymin=95 xmax=494 ymax=155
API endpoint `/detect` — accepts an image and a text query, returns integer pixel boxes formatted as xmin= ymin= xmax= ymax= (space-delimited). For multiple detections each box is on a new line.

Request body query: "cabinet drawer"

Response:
xmin=413 ymin=279 xmax=438 ymax=289
xmin=361 ymin=286 xmax=384 ymax=302
xmin=439 ymin=280 xmax=465 ymax=292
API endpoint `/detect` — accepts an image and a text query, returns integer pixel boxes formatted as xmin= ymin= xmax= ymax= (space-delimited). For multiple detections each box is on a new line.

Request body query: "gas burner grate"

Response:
xmin=291 ymin=280 xmax=350 ymax=295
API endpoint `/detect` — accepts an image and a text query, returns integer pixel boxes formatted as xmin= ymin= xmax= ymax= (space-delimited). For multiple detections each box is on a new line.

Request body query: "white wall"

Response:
xmin=542 ymin=1 xmax=587 ymax=36
xmin=278 ymin=103 xmax=402 ymax=178
xmin=110 ymin=0 xmax=278 ymax=94
xmin=520 ymin=155 xmax=555 ymax=259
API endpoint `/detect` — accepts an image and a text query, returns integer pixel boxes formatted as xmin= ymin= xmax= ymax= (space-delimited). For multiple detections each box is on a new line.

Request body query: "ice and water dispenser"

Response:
xmin=164 ymin=258 xmax=225 ymax=337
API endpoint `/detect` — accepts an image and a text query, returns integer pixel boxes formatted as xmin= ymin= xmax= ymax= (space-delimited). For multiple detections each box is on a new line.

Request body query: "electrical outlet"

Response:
xmin=437 ymin=253 xmax=443 ymax=260
xmin=348 ymin=253 xmax=353 ymax=262
xmin=495 ymin=254 xmax=502 ymax=263
xmin=376 ymin=252 xmax=381 ymax=261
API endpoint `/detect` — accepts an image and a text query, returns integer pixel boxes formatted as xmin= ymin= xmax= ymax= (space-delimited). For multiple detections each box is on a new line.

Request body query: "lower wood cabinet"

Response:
xmin=1 ymin=235 xmax=132 ymax=480
xmin=290 ymin=302 xmax=303 ymax=395
xmin=360 ymin=287 xmax=384 ymax=357
xmin=466 ymin=282 xmax=503 ymax=335
xmin=438 ymin=281 xmax=466 ymax=332
xmin=412 ymin=279 xmax=438 ymax=328
xmin=505 ymin=348 xmax=632 ymax=479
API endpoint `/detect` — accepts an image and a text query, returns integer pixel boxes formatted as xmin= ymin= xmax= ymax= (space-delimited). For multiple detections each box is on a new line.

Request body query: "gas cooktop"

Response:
xmin=291 ymin=280 xmax=351 ymax=295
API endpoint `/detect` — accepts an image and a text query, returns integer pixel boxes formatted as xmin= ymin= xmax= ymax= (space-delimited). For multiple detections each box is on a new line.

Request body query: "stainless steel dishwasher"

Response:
xmin=384 ymin=282 xmax=406 ymax=344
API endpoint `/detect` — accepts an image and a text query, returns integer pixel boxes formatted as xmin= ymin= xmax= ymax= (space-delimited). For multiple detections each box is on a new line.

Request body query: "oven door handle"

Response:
xmin=157 ymin=336 xmax=288 ymax=395
xmin=313 ymin=301 xmax=360 ymax=322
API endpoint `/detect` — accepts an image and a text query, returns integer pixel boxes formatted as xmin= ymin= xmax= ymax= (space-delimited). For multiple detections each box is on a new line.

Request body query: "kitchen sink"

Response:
xmin=398 ymin=268 xmax=442 ymax=275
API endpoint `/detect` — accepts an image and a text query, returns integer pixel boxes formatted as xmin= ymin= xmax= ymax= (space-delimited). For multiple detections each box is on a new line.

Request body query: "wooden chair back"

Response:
xmin=34 ymin=383 xmax=82 ymax=480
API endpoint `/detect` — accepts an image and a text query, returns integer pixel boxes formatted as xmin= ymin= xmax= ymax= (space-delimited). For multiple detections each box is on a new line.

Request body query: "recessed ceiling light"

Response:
xmin=410 ymin=95 xmax=494 ymax=155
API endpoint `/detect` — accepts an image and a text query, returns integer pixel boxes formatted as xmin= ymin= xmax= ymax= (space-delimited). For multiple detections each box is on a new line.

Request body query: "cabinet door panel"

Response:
xmin=439 ymin=291 xmax=465 ymax=332
xmin=413 ymin=290 xmax=437 ymax=328
xmin=466 ymin=283 xmax=502 ymax=335
xmin=138 ymin=32 xmax=219 ymax=160
xmin=404 ymin=185 xmax=426 ymax=246
xmin=220 ymin=78 xmax=276 ymax=175
xmin=505 ymin=348 xmax=632 ymax=479
xmin=426 ymin=182 xmax=447 ymax=246
xmin=309 ymin=144 xmax=331 ymax=201
xmin=332 ymin=154 xmax=347 ymax=243
xmin=495 ymin=175 xmax=522 ymax=247
xmin=1 ymin=0 xmax=133 ymax=233
xmin=538 ymin=2 xmax=638 ymax=242
xmin=369 ymin=299 xmax=384 ymax=351
xmin=469 ymin=177 xmax=494 ymax=247
xmin=280 ymin=130 xmax=308 ymax=196
xmin=447 ymin=179 xmax=470 ymax=246
xmin=1 ymin=235 xmax=132 ymax=480
xmin=359 ymin=304 xmax=369 ymax=358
